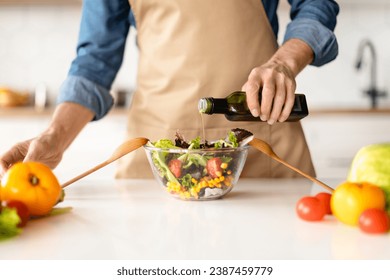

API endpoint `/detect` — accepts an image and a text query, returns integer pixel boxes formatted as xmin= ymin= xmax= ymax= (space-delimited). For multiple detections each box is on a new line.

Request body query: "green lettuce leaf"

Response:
xmin=152 ymin=139 xmax=177 ymax=149
xmin=227 ymin=131 xmax=239 ymax=147
xmin=180 ymin=174 xmax=195 ymax=190
xmin=148 ymin=140 xmax=180 ymax=184
xmin=212 ymin=132 xmax=239 ymax=148
xmin=0 ymin=207 xmax=22 ymax=240
xmin=188 ymin=137 xmax=201 ymax=149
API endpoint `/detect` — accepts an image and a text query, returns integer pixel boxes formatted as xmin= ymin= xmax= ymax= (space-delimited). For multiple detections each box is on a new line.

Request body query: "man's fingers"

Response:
xmin=245 ymin=83 xmax=261 ymax=117
xmin=268 ymin=82 xmax=286 ymax=125
xmin=259 ymin=82 xmax=275 ymax=122
xmin=279 ymin=79 xmax=296 ymax=122
xmin=0 ymin=148 xmax=24 ymax=177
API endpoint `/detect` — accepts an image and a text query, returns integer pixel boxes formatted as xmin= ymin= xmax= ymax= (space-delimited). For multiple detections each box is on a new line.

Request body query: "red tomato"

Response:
xmin=168 ymin=159 xmax=182 ymax=178
xmin=2 ymin=200 xmax=31 ymax=227
xmin=358 ymin=208 xmax=390 ymax=234
xmin=315 ymin=192 xmax=332 ymax=215
xmin=206 ymin=158 xmax=223 ymax=178
xmin=296 ymin=196 xmax=326 ymax=221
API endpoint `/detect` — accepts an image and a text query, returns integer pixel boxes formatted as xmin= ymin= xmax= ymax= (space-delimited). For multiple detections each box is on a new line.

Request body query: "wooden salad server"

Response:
xmin=61 ymin=137 xmax=149 ymax=188
xmin=249 ymin=137 xmax=334 ymax=192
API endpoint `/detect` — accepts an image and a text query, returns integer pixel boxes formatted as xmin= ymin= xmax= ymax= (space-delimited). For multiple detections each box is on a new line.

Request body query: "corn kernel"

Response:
xmin=216 ymin=171 xmax=222 ymax=177
xmin=227 ymin=170 xmax=232 ymax=175
xmin=219 ymin=176 xmax=225 ymax=181
xmin=221 ymin=162 xmax=228 ymax=169
xmin=225 ymin=177 xmax=232 ymax=187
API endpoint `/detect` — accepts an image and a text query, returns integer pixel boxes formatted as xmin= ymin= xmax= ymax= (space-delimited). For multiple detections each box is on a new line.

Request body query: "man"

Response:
xmin=0 ymin=0 xmax=339 ymax=178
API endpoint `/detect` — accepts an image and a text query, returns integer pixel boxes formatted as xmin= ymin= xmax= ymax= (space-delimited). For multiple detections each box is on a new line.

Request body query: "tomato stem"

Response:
xmin=30 ymin=175 xmax=40 ymax=186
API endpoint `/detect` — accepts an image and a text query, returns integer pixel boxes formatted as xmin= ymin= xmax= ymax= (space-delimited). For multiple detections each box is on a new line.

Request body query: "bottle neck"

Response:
xmin=198 ymin=97 xmax=229 ymax=114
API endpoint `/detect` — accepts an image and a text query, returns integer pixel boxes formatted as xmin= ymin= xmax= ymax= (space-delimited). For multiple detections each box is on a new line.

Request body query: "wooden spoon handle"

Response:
xmin=249 ymin=137 xmax=334 ymax=192
xmin=271 ymin=155 xmax=334 ymax=192
xmin=61 ymin=160 xmax=110 ymax=188
xmin=61 ymin=137 xmax=148 ymax=188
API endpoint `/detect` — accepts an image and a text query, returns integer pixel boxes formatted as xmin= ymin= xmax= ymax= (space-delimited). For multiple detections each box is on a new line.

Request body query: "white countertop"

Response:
xmin=1 ymin=178 xmax=390 ymax=260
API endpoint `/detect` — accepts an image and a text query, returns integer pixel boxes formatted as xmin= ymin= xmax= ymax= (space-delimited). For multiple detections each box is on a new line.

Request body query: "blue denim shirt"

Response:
xmin=59 ymin=0 xmax=339 ymax=120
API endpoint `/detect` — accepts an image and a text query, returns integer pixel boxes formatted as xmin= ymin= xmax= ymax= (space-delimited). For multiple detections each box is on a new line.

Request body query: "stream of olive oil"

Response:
xmin=199 ymin=112 xmax=206 ymax=144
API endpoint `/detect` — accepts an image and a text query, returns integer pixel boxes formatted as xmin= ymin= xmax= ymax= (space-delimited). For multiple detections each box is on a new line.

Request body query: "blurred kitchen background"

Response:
xmin=0 ymin=0 xmax=389 ymax=182
xmin=1 ymin=0 xmax=390 ymax=108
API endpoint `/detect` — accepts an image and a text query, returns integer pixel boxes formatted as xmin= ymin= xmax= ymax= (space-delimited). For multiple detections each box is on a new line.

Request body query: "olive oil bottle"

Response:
xmin=198 ymin=91 xmax=309 ymax=121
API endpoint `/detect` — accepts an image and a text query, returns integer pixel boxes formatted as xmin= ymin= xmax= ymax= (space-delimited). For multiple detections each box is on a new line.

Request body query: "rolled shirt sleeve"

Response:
xmin=58 ymin=75 xmax=114 ymax=120
xmin=283 ymin=0 xmax=340 ymax=66
xmin=57 ymin=0 xmax=131 ymax=120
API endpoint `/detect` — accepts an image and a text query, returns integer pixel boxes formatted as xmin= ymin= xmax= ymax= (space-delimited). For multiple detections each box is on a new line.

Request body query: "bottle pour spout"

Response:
xmin=198 ymin=98 xmax=212 ymax=114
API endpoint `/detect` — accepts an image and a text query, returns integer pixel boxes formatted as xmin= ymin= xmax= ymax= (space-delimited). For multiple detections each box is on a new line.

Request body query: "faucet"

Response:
xmin=355 ymin=39 xmax=387 ymax=109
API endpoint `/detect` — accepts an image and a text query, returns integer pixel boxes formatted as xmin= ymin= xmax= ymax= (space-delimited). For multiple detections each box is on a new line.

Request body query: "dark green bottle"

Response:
xmin=198 ymin=91 xmax=309 ymax=122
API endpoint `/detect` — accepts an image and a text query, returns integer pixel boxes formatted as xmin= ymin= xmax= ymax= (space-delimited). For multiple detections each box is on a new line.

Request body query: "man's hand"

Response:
xmin=242 ymin=38 xmax=314 ymax=125
xmin=0 ymin=102 xmax=94 ymax=178
xmin=0 ymin=134 xmax=64 ymax=177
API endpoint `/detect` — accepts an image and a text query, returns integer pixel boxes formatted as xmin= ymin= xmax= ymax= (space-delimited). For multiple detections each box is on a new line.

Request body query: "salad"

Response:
xmin=145 ymin=128 xmax=253 ymax=200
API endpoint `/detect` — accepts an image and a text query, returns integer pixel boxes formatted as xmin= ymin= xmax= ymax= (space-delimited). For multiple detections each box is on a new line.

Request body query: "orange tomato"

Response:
xmin=0 ymin=162 xmax=62 ymax=216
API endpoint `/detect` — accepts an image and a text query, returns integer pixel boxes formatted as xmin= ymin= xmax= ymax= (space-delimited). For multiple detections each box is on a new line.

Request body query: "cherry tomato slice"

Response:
xmin=296 ymin=196 xmax=326 ymax=222
xmin=315 ymin=192 xmax=332 ymax=215
xmin=358 ymin=208 xmax=390 ymax=234
xmin=206 ymin=158 xmax=223 ymax=178
xmin=168 ymin=159 xmax=182 ymax=178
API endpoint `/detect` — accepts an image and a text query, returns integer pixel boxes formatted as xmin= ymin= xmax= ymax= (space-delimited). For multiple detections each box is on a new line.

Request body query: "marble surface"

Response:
xmin=1 ymin=178 xmax=390 ymax=260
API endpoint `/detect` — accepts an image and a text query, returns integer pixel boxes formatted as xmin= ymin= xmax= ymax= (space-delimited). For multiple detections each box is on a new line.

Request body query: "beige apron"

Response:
xmin=117 ymin=0 xmax=316 ymax=178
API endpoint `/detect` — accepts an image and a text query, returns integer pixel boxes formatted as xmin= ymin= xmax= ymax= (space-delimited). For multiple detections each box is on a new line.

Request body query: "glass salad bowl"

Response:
xmin=143 ymin=129 xmax=252 ymax=201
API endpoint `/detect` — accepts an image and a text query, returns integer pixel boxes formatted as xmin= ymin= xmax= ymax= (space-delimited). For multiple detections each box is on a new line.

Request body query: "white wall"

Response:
xmin=278 ymin=0 xmax=390 ymax=109
xmin=1 ymin=1 xmax=390 ymax=109
xmin=0 ymin=4 xmax=138 ymax=106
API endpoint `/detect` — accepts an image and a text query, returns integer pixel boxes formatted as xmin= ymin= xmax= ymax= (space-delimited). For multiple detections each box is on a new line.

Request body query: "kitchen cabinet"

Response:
xmin=301 ymin=113 xmax=390 ymax=179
